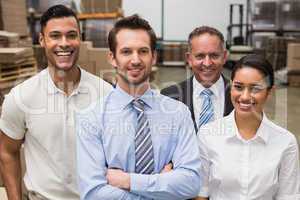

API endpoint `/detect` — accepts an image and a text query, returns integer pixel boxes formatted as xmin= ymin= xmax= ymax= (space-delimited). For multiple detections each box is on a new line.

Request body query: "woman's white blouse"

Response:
xmin=198 ymin=111 xmax=300 ymax=200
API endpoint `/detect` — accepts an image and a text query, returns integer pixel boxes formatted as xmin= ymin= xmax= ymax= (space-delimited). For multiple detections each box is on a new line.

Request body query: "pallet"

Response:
xmin=0 ymin=61 xmax=37 ymax=82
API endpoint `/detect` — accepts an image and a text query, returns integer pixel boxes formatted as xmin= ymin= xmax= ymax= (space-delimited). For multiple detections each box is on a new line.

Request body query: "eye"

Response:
xmin=139 ymin=48 xmax=150 ymax=55
xmin=49 ymin=33 xmax=61 ymax=40
xmin=194 ymin=54 xmax=205 ymax=60
xmin=250 ymin=85 xmax=265 ymax=93
xmin=209 ymin=53 xmax=221 ymax=60
xmin=120 ymin=49 xmax=131 ymax=55
xmin=67 ymin=32 xmax=78 ymax=40
xmin=233 ymin=84 xmax=243 ymax=91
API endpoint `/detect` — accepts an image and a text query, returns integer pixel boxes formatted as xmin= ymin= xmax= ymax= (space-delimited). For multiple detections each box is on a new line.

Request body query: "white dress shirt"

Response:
xmin=197 ymin=111 xmax=300 ymax=200
xmin=193 ymin=76 xmax=225 ymax=127
xmin=0 ymin=68 xmax=112 ymax=199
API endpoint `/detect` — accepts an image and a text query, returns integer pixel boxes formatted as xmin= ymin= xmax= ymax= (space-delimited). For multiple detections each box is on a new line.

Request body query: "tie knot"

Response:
xmin=201 ymin=89 xmax=213 ymax=97
xmin=132 ymin=99 xmax=145 ymax=112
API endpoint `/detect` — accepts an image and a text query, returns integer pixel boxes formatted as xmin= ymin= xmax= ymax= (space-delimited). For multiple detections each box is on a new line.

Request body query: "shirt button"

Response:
xmin=65 ymin=174 xmax=72 ymax=184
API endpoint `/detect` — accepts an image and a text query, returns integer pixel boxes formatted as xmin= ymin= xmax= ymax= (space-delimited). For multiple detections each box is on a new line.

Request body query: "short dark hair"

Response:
xmin=188 ymin=26 xmax=224 ymax=50
xmin=108 ymin=14 xmax=157 ymax=56
xmin=40 ymin=4 xmax=79 ymax=34
xmin=231 ymin=54 xmax=274 ymax=89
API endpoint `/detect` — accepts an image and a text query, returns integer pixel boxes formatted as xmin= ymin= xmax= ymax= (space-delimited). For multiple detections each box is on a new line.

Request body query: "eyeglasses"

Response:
xmin=232 ymin=83 xmax=267 ymax=94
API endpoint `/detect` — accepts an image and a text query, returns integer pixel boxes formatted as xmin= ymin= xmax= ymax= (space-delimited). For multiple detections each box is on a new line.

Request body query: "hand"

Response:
xmin=161 ymin=162 xmax=173 ymax=173
xmin=106 ymin=168 xmax=130 ymax=190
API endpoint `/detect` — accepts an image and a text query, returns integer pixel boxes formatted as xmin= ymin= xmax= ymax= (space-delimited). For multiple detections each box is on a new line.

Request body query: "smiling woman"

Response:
xmin=196 ymin=54 xmax=300 ymax=200
xmin=230 ymin=54 xmax=274 ymax=134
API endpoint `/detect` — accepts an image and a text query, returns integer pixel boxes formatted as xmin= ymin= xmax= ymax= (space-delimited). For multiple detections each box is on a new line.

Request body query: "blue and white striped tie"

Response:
xmin=132 ymin=99 xmax=154 ymax=174
xmin=198 ymin=89 xmax=214 ymax=128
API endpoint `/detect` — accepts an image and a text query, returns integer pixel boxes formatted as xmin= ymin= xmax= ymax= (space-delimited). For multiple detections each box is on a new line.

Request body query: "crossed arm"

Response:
xmin=106 ymin=163 xmax=173 ymax=190
xmin=76 ymin=109 xmax=201 ymax=200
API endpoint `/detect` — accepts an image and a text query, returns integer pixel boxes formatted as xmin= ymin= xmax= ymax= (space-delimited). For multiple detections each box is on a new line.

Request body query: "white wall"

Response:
xmin=123 ymin=0 xmax=247 ymax=41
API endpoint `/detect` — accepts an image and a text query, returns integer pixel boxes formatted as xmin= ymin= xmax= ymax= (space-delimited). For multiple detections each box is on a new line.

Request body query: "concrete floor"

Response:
xmin=0 ymin=66 xmax=299 ymax=199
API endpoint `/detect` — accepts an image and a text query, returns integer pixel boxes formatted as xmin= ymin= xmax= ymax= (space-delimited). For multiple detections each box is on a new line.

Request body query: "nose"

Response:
xmin=131 ymin=52 xmax=141 ymax=65
xmin=240 ymin=87 xmax=252 ymax=101
xmin=202 ymin=55 xmax=213 ymax=66
xmin=59 ymin=36 xmax=70 ymax=47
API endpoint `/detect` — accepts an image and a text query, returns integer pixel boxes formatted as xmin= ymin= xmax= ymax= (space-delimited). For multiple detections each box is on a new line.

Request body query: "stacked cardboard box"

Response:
xmin=33 ymin=45 xmax=47 ymax=70
xmin=0 ymin=31 xmax=19 ymax=47
xmin=161 ymin=41 xmax=187 ymax=66
xmin=0 ymin=0 xmax=28 ymax=36
xmin=18 ymin=36 xmax=33 ymax=47
xmin=280 ymin=0 xmax=300 ymax=31
xmin=28 ymin=0 xmax=73 ymax=13
xmin=265 ymin=36 xmax=300 ymax=70
xmin=0 ymin=48 xmax=37 ymax=84
xmin=286 ymin=43 xmax=300 ymax=86
xmin=0 ymin=31 xmax=33 ymax=48
xmin=80 ymin=0 xmax=122 ymax=13
xmin=78 ymin=41 xmax=115 ymax=84
xmin=84 ymin=19 xmax=116 ymax=48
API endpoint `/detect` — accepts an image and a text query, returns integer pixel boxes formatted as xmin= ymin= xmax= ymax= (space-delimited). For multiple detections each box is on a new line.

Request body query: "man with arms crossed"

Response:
xmin=0 ymin=5 xmax=112 ymax=200
xmin=161 ymin=26 xmax=233 ymax=131
xmin=76 ymin=15 xmax=201 ymax=200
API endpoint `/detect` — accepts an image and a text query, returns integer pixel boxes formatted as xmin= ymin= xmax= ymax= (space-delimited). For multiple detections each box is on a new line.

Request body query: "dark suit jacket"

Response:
xmin=161 ymin=75 xmax=234 ymax=132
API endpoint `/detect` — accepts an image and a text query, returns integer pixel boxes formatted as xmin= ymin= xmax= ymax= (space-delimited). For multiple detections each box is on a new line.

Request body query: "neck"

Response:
xmin=119 ymin=82 xmax=150 ymax=98
xmin=195 ymin=76 xmax=218 ymax=88
xmin=48 ymin=65 xmax=81 ymax=96
xmin=235 ymin=111 xmax=263 ymax=140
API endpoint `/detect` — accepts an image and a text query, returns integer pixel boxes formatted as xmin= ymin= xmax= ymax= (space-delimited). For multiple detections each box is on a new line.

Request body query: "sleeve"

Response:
xmin=197 ymin=128 xmax=211 ymax=197
xmin=0 ymin=88 xmax=26 ymax=140
xmin=275 ymin=134 xmax=300 ymax=200
xmin=76 ymin=111 xmax=140 ymax=200
xmin=130 ymin=106 xmax=201 ymax=200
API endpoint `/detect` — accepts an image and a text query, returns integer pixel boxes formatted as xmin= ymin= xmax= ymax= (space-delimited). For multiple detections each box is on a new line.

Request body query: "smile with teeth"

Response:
xmin=55 ymin=51 xmax=73 ymax=56
xmin=202 ymin=69 xmax=213 ymax=72
xmin=238 ymin=101 xmax=255 ymax=109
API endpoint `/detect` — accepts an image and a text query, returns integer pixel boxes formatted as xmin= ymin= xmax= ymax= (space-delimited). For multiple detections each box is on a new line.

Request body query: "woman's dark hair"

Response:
xmin=231 ymin=54 xmax=274 ymax=89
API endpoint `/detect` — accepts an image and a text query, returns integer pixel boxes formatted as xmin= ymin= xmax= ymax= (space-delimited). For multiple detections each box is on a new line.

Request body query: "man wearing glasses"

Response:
xmin=161 ymin=26 xmax=234 ymax=132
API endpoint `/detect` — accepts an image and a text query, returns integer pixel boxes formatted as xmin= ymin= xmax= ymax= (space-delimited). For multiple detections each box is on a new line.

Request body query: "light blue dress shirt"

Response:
xmin=76 ymin=86 xmax=201 ymax=200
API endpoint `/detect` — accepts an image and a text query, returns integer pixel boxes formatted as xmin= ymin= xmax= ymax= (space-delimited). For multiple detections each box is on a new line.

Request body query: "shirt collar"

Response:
xmin=46 ymin=67 xmax=89 ymax=95
xmin=114 ymin=85 xmax=154 ymax=110
xmin=226 ymin=111 xmax=269 ymax=144
xmin=193 ymin=75 xmax=224 ymax=99
xmin=254 ymin=113 xmax=270 ymax=144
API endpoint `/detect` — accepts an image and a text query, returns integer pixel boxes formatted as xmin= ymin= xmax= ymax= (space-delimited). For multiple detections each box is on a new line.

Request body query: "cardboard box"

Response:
xmin=288 ymin=75 xmax=300 ymax=86
xmin=33 ymin=45 xmax=47 ymax=70
xmin=78 ymin=41 xmax=93 ymax=66
xmin=81 ymin=0 xmax=122 ymax=13
xmin=78 ymin=42 xmax=115 ymax=84
xmin=88 ymin=47 xmax=115 ymax=84
xmin=0 ymin=48 xmax=34 ymax=64
xmin=0 ymin=0 xmax=28 ymax=36
xmin=287 ymin=43 xmax=300 ymax=70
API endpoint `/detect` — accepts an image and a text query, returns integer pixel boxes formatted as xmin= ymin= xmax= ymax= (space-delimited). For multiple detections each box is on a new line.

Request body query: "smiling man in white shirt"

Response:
xmin=0 ymin=5 xmax=112 ymax=200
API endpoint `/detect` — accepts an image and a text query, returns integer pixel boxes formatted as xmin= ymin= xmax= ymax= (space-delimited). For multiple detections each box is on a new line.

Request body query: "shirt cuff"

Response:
xmin=130 ymin=173 xmax=150 ymax=193
xmin=198 ymin=186 xmax=209 ymax=197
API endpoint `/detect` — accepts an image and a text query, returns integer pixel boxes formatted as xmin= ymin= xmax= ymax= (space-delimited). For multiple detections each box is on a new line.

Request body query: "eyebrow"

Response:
xmin=233 ymin=81 xmax=265 ymax=87
xmin=48 ymin=30 xmax=78 ymax=34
